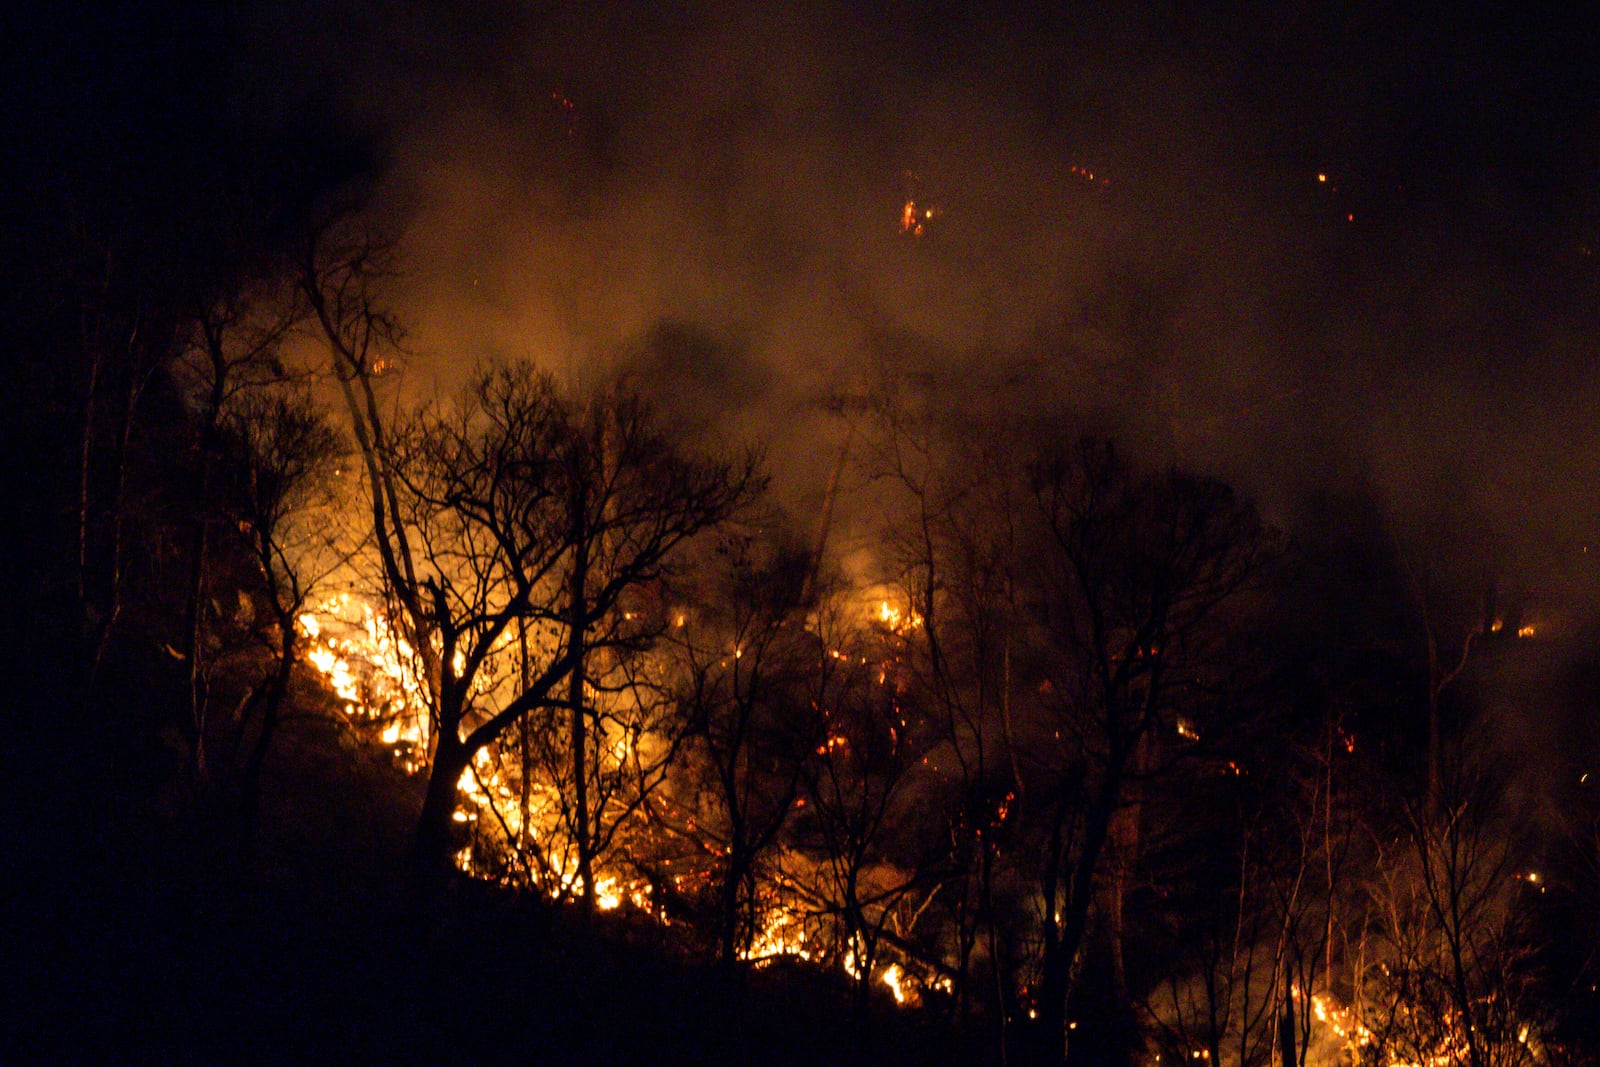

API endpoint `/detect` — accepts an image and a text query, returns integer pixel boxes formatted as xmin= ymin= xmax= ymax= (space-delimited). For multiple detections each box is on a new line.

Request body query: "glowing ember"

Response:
xmin=1068 ymin=163 xmax=1109 ymax=186
xmin=898 ymin=170 xmax=941 ymax=236
xmin=900 ymin=199 xmax=939 ymax=236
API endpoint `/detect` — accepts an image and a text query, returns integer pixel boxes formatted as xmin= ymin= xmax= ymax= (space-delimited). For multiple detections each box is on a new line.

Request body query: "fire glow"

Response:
xmin=298 ymin=590 xmax=941 ymax=1005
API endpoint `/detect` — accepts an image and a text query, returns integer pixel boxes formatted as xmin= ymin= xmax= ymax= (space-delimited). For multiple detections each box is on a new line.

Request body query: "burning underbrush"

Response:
xmin=290 ymin=566 xmax=1583 ymax=1067
xmin=295 ymin=590 xmax=951 ymax=1009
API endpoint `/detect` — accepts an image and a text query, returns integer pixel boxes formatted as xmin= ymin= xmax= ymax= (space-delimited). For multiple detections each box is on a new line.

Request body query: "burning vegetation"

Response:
xmin=14 ymin=12 xmax=1600 ymax=1064
xmin=271 ymin=324 xmax=1581 ymax=1065
xmin=17 ymin=185 xmax=1593 ymax=1067
xmin=900 ymin=170 xmax=943 ymax=237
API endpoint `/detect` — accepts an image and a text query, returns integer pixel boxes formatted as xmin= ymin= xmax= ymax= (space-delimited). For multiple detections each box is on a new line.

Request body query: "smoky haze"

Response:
xmin=251 ymin=0 xmax=1600 ymax=612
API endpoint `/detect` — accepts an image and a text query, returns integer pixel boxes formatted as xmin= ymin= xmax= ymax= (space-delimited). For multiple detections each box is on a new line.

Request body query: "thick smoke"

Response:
xmin=249 ymin=1 xmax=1600 ymax=617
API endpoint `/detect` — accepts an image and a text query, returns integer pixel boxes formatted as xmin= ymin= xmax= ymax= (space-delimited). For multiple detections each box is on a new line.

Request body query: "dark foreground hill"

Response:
xmin=2 ymin=696 xmax=982 ymax=1067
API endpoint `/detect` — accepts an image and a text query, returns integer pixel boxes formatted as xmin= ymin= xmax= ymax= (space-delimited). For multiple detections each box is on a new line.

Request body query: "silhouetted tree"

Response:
xmin=299 ymin=249 xmax=764 ymax=894
xmin=655 ymin=533 xmax=824 ymax=964
xmin=1020 ymin=438 xmax=1273 ymax=1066
xmin=794 ymin=601 xmax=937 ymax=1017
xmin=872 ymin=403 xmax=1027 ymax=1036
xmin=216 ymin=389 xmax=346 ymax=865
xmin=1357 ymin=751 xmax=1543 ymax=1067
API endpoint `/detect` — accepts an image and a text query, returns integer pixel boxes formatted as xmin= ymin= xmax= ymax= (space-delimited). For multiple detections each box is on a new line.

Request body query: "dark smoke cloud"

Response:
xmin=249 ymin=0 xmax=1600 ymax=615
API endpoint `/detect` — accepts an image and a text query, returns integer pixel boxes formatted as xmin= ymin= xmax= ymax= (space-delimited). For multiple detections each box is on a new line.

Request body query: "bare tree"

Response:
xmin=299 ymin=239 xmax=764 ymax=896
xmin=170 ymin=260 xmax=303 ymax=793
xmin=216 ymin=389 xmax=348 ymax=865
xmin=1144 ymin=721 xmax=1356 ymax=1067
xmin=1357 ymin=754 xmax=1542 ymax=1067
xmin=793 ymin=603 xmax=938 ymax=1017
xmin=871 ymin=405 xmax=1027 ymax=1034
xmin=652 ymin=533 xmax=824 ymax=964
xmin=1021 ymin=437 xmax=1273 ymax=1066
xmin=69 ymin=229 xmax=183 ymax=700
xmin=1397 ymin=551 xmax=1480 ymax=813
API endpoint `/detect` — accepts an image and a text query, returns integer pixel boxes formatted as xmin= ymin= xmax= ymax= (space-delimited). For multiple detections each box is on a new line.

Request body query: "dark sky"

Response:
xmin=21 ymin=0 xmax=1600 ymax=604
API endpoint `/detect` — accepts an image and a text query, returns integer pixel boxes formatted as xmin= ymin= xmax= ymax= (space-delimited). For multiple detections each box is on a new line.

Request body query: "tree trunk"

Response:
xmin=518 ymin=620 xmax=534 ymax=877
xmin=238 ymin=618 xmax=295 ymax=872
xmin=569 ymin=519 xmax=594 ymax=913
xmin=1037 ymin=806 xmax=1069 ymax=1067
xmin=1043 ymin=772 xmax=1122 ymax=1066
xmin=1277 ymin=973 xmax=1298 ymax=1067
xmin=719 ymin=851 xmax=744 ymax=966
xmin=184 ymin=517 xmax=210 ymax=787
xmin=415 ymin=726 xmax=471 ymax=896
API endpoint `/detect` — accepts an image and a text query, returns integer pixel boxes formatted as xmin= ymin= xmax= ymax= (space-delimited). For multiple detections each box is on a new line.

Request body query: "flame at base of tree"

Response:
xmin=1293 ymin=985 xmax=1545 ymax=1067
xmin=1151 ymin=981 xmax=1547 ymax=1067
xmin=297 ymin=589 xmax=951 ymax=1008
xmin=297 ymin=590 xmax=1559 ymax=1057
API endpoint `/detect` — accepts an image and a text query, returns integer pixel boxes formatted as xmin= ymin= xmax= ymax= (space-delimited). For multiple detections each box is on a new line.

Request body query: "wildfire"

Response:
xmin=740 ymin=890 xmax=937 ymax=1008
xmin=881 ymin=962 xmax=910 ymax=1005
xmin=297 ymin=595 xmax=430 ymax=760
xmin=744 ymin=908 xmax=818 ymax=965
xmin=1296 ymin=985 xmax=1544 ymax=1067
xmin=592 ymin=874 xmax=652 ymax=912
xmin=900 ymin=200 xmax=939 ymax=236
xmin=876 ymin=599 xmax=923 ymax=633
xmin=899 ymin=170 xmax=942 ymax=236
xmin=1307 ymin=991 xmax=1375 ymax=1048
xmin=298 ymin=591 xmax=944 ymax=1011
